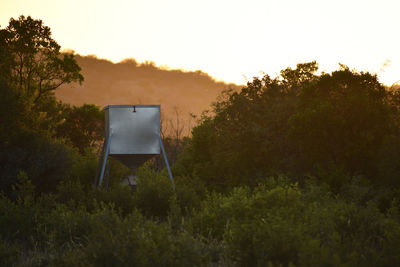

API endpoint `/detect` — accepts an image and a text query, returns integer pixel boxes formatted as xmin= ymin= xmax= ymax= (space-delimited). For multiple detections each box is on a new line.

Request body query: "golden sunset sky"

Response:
xmin=1 ymin=0 xmax=399 ymax=86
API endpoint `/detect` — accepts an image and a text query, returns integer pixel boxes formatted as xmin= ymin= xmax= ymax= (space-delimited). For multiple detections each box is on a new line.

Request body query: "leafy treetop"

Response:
xmin=0 ymin=15 xmax=83 ymax=103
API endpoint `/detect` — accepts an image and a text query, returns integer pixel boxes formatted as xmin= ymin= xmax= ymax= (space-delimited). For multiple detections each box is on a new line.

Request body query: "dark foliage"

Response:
xmin=0 ymin=15 xmax=83 ymax=103
xmin=56 ymin=104 xmax=104 ymax=153
xmin=177 ymin=62 xmax=400 ymax=191
xmin=1 ymin=15 xmax=400 ymax=267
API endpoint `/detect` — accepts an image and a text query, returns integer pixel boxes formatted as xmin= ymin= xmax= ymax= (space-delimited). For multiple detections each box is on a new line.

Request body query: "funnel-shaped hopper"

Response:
xmin=105 ymin=105 xmax=160 ymax=170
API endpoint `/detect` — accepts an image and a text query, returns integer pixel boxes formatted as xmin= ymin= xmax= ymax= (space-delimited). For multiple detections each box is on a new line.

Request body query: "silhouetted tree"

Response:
xmin=0 ymin=15 xmax=83 ymax=104
xmin=289 ymin=68 xmax=391 ymax=187
xmin=0 ymin=80 xmax=75 ymax=195
xmin=0 ymin=16 xmax=83 ymax=195
xmin=177 ymin=62 xmax=399 ymax=190
xmin=56 ymin=104 xmax=104 ymax=153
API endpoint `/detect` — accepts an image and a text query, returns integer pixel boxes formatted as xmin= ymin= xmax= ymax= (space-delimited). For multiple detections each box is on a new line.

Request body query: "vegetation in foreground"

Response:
xmin=1 ymin=15 xmax=400 ymax=266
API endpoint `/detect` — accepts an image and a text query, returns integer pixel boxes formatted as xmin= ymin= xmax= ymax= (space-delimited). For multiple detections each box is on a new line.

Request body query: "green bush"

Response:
xmin=187 ymin=177 xmax=400 ymax=266
xmin=134 ymin=164 xmax=175 ymax=218
xmin=82 ymin=212 xmax=210 ymax=266
xmin=0 ymin=238 xmax=20 ymax=266
xmin=174 ymin=174 xmax=205 ymax=214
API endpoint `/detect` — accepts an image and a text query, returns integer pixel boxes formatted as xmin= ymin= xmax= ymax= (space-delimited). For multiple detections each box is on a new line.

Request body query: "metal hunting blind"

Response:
xmin=94 ymin=105 xmax=175 ymax=190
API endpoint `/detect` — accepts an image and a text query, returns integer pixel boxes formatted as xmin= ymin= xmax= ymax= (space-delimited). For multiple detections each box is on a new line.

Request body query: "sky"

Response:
xmin=1 ymin=0 xmax=399 ymax=86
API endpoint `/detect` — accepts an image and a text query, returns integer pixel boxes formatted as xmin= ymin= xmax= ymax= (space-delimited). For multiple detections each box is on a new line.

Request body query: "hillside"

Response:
xmin=56 ymin=55 xmax=240 ymax=125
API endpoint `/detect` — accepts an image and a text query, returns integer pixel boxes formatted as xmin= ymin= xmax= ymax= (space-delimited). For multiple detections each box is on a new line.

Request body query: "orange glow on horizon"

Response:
xmin=1 ymin=0 xmax=400 ymax=86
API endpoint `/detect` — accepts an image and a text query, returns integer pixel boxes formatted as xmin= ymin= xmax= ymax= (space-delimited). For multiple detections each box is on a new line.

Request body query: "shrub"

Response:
xmin=134 ymin=164 xmax=175 ymax=218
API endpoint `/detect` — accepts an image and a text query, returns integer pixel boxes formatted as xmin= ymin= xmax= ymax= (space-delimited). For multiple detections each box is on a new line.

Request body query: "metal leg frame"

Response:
xmin=159 ymin=135 xmax=175 ymax=191
xmin=98 ymin=133 xmax=112 ymax=187
xmin=96 ymin=132 xmax=174 ymax=191
xmin=94 ymin=138 xmax=107 ymax=187
xmin=105 ymin=160 xmax=110 ymax=191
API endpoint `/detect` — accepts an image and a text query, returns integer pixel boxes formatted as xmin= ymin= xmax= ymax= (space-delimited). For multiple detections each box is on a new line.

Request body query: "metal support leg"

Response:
xmin=159 ymin=135 xmax=175 ymax=191
xmin=99 ymin=133 xmax=112 ymax=187
xmin=94 ymin=138 xmax=107 ymax=187
xmin=105 ymin=160 xmax=110 ymax=192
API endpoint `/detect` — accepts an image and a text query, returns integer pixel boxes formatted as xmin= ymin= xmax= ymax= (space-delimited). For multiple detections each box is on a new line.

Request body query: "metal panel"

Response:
xmin=105 ymin=105 xmax=160 ymax=155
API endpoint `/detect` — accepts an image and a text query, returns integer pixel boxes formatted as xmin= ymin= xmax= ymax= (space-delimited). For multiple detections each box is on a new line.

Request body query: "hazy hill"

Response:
xmin=56 ymin=55 xmax=240 ymax=131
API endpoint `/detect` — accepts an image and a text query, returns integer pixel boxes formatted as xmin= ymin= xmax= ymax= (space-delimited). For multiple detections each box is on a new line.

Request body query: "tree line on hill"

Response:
xmin=55 ymin=52 xmax=240 ymax=136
